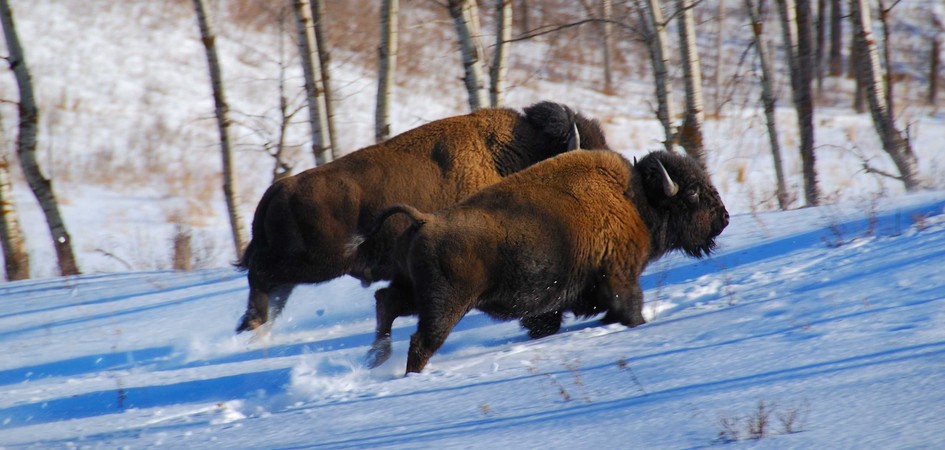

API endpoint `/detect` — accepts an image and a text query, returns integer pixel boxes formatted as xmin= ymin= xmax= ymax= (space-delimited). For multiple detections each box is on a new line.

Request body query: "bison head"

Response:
xmin=635 ymin=151 xmax=729 ymax=258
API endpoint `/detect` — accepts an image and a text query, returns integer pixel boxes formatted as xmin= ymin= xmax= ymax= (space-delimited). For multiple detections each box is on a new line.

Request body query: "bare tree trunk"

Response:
xmin=193 ymin=0 xmax=248 ymax=258
xmin=310 ymin=0 xmax=338 ymax=157
xmin=448 ymin=0 xmax=488 ymax=111
xmin=0 ymin=0 xmax=79 ymax=276
xmin=849 ymin=0 xmax=921 ymax=191
xmin=746 ymin=0 xmax=791 ymax=210
xmin=290 ymin=0 xmax=332 ymax=165
xmin=714 ymin=0 xmax=725 ymax=112
xmin=877 ymin=0 xmax=894 ymax=115
xmin=376 ymin=0 xmax=398 ymax=142
xmin=930 ymin=5 xmax=944 ymax=107
xmin=490 ymin=0 xmax=512 ymax=107
xmin=0 ymin=154 xmax=29 ymax=280
xmin=828 ymin=0 xmax=843 ymax=76
xmin=637 ymin=0 xmax=677 ymax=152
xmin=815 ymin=0 xmax=826 ymax=93
xmin=675 ymin=0 xmax=707 ymax=169
xmin=776 ymin=0 xmax=820 ymax=206
xmin=518 ymin=0 xmax=530 ymax=36
xmin=602 ymin=0 xmax=616 ymax=94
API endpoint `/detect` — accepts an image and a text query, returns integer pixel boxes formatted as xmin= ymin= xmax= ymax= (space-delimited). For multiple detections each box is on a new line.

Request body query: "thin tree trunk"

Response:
xmin=376 ymin=0 xmax=398 ymax=142
xmin=931 ymin=5 xmax=944 ymax=107
xmin=448 ymin=0 xmax=488 ymax=111
xmin=776 ymin=0 xmax=820 ymax=206
xmin=518 ymin=0 xmax=530 ymax=36
xmin=602 ymin=0 xmax=616 ymax=94
xmin=828 ymin=0 xmax=843 ymax=76
xmin=192 ymin=0 xmax=248 ymax=258
xmin=746 ymin=0 xmax=790 ymax=210
xmin=0 ymin=0 xmax=79 ymax=276
xmin=310 ymin=0 xmax=338 ymax=157
xmin=290 ymin=0 xmax=332 ymax=165
xmin=675 ymin=0 xmax=707 ymax=169
xmin=714 ymin=0 xmax=725 ymax=112
xmin=815 ymin=0 xmax=826 ymax=93
xmin=490 ymin=0 xmax=512 ymax=107
xmin=849 ymin=0 xmax=920 ymax=191
xmin=0 ymin=155 xmax=29 ymax=280
xmin=877 ymin=0 xmax=894 ymax=115
xmin=637 ymin=0 xmax=677 ymax=152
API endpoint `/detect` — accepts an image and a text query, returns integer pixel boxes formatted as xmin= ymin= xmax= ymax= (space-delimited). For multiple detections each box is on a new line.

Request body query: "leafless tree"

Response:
xmin=636 ymin=0 xmax=677 ymax=152
xmin=815 ymin=0 xmax=827 ymax=92
xmin=931 ymin=4 xmax=944 ymax=107
xmin=746 ymin=0 xmax=791 ymax=209
xmin=675 ymin=0 xmax=708 ymax=169
xmin=0 ymin=0 xmax=79 ymax=276
xmin=828 ymin=0 xmax=843 ymax=76
xmin=490 ymin=0 xmax=512 ymax=107
xmin=290 ymin=0 xmax=333 ymax=164
xmin=849 ymin=0 xmax=921 ymax=191
xmin=376 ymin=0 xmax=398 ymax=141
xmin=0 ymin=153 xmax=29 ymax=280
xmin=192 ymin=0 xmax=248 ymax=258
xmin=776 ymin=0 xmax=820 ymax=206
xmin=448 ymin=0 xmax=488 ymax=111
xmin=310 ymin=0 xmax=338 ymax=155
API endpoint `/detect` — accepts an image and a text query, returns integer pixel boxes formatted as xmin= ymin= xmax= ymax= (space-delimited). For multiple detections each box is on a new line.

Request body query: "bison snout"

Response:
xmin=712 ymin=210 xmax=730 ymax=236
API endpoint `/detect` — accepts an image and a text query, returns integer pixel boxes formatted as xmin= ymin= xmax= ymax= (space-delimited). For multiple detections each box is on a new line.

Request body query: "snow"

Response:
xmin=1 ymin=0 xmax=945 ymax=447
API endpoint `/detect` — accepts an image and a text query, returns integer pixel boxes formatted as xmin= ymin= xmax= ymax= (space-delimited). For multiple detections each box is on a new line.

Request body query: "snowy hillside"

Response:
xmin=1 ymin=194 xmax=944 ymax=448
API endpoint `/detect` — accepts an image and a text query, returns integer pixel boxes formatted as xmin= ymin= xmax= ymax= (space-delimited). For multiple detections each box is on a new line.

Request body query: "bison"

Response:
xmin=235 ymin=102 xmax=607 ymax=333
xmin=358 ymin=149 xmax=729 ymax=374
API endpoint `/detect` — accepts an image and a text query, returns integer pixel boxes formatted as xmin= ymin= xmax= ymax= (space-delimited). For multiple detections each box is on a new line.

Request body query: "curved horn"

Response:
xmin=656 ymin=158 xmax=679 ymax=197
xmin=566 ymin=123 xmax=581 ymax=150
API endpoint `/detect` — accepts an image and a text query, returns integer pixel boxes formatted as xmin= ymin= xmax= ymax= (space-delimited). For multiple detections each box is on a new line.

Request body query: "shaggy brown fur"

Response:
xmin=234 ymin=102 xmax=607 ymax=333
xmin=360 ymin=150 xmax=729 ymax=374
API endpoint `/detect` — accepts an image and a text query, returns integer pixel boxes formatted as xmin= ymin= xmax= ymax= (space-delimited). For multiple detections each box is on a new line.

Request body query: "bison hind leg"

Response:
xmin=235 ymin=283 xmax=296 ymax=333
xmin=521 ymin=310 xmax=563 ymax=339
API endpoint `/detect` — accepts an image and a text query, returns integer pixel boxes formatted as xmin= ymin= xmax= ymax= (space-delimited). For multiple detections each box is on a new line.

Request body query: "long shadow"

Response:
xmin=641 ymin=200 xmax=945 ymax=290
xmin=0 ymin=367 xmax=292 ymax=428
xmin=0 ymin=345 xmax=180 ymax=386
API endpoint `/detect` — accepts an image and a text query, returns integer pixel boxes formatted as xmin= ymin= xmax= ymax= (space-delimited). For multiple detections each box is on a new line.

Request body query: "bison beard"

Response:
xmin=359 ymin=150 xmax=729 ymax=374
xmin=234 ymin=102 xmax=607 ymax=334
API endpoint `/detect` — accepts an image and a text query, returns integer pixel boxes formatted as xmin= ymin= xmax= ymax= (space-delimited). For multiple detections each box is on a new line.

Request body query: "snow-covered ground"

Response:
xmin=1 ymin=1 xmax=944 ymax=447
xmin=1 ymin=193 xmax=944 ymax=448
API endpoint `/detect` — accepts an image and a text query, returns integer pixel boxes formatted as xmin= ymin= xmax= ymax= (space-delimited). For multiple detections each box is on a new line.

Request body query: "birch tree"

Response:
xmin=636 ymin=0 xmax=677 ymax=152
xmin=746 ymin=0 xmax=790 ymax=210
xmin=931 ymin=4 xmax=944 ymax=107
xmin=849 ymin=0 xmax=921 ymax=191
xmin=489 ymin=0 xmax=512 ymax=107
xmin=448 ymin=0 xmax=488 ymax=111
xmin=828 ymin=0 xmax=843 ymax=76
xmin=310 ymin=0 xmax=338 ymax=156
xmin=0 ymin=154 xmax=29 ymax=280
xmin=675 ymin=0 xmax=707 ymax=169
xmin=776 ymin=0 xmax=820 ymax=206
xmin=192 ymin=0 xmax=248 ymax=258
xmin=290 ymin=0 xmax=332 ymax=164
xmin=376 ymin=0 xmax=398 ymax=142
xmin=0 ymin=0 xmax=79 ymax=276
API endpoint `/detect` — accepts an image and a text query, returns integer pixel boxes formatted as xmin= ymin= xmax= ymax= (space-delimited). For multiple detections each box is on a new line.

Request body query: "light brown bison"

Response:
xmin=358 ymin=149 xmax=729 ymax=374
xmin=235 ymin=102 xmax=607 ymax=333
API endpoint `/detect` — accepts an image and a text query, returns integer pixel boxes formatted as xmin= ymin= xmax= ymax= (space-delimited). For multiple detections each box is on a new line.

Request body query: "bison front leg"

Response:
xmin=520 ymin=310 xmax=563 ymax=339
xmin=599 ymin=271 xmax=646 ymax=328
xmin=366 ymin=278 xmax=415 ymax=368
xmin=405 ymin=300 xmax=468 ymax=374
xmin=236 ymin=282 xmax=295 ymax=333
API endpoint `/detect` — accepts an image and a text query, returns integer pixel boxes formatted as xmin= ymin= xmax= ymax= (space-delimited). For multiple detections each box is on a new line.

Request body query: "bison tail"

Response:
xmin=346 ymin=204 xmax=432 ymax=258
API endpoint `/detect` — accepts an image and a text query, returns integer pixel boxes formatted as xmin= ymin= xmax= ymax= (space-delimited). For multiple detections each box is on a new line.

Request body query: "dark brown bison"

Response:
xmin=358 ymin=149 xmax=729 ymax=374
xmin=235 ymin=102 xmax=607 ymax=333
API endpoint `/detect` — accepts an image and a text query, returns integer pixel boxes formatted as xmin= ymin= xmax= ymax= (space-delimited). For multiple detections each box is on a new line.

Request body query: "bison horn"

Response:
xmin=656 ymin=158 xmax=679 ymax=197
xmin=567 ymin=123 xmax=581 ymax=150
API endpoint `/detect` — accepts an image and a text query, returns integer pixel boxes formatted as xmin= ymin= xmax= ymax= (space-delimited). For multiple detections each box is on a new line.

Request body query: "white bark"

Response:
xmin=0 ymin=0 xmax=79 ymax=275
xmin=448 ymin=0 xmax=488 ymax=111
xmin=376 ymin=0 xmax=398 ymax=142
xmin=676 ymin=0 xmax=707 ymax=168
xmin=310 ymin=0 xmax=338 ymax=157
xmin=637 ymin=0 xmax=676 ymax=152
xmin=489 ymin=0 xmax=511 ymax=107
xmin=193 ymin=0 xmax=248 ymax=258
xmin=290 ymin=0 xmax=332 ymax=165
xmin=0 ymin=154 xmax=29 ymax=280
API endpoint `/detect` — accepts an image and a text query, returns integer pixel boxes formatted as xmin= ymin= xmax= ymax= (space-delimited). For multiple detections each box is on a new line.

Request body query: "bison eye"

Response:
xmin=687 ymin=187 xmax=700 ymax=201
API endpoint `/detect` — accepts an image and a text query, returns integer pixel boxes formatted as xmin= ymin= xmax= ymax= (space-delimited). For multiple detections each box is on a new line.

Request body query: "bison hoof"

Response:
xmin=365 ymin=337 xmax=393 ymax=368
xmin=235 ymin=311 xmax=263 ymax=334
